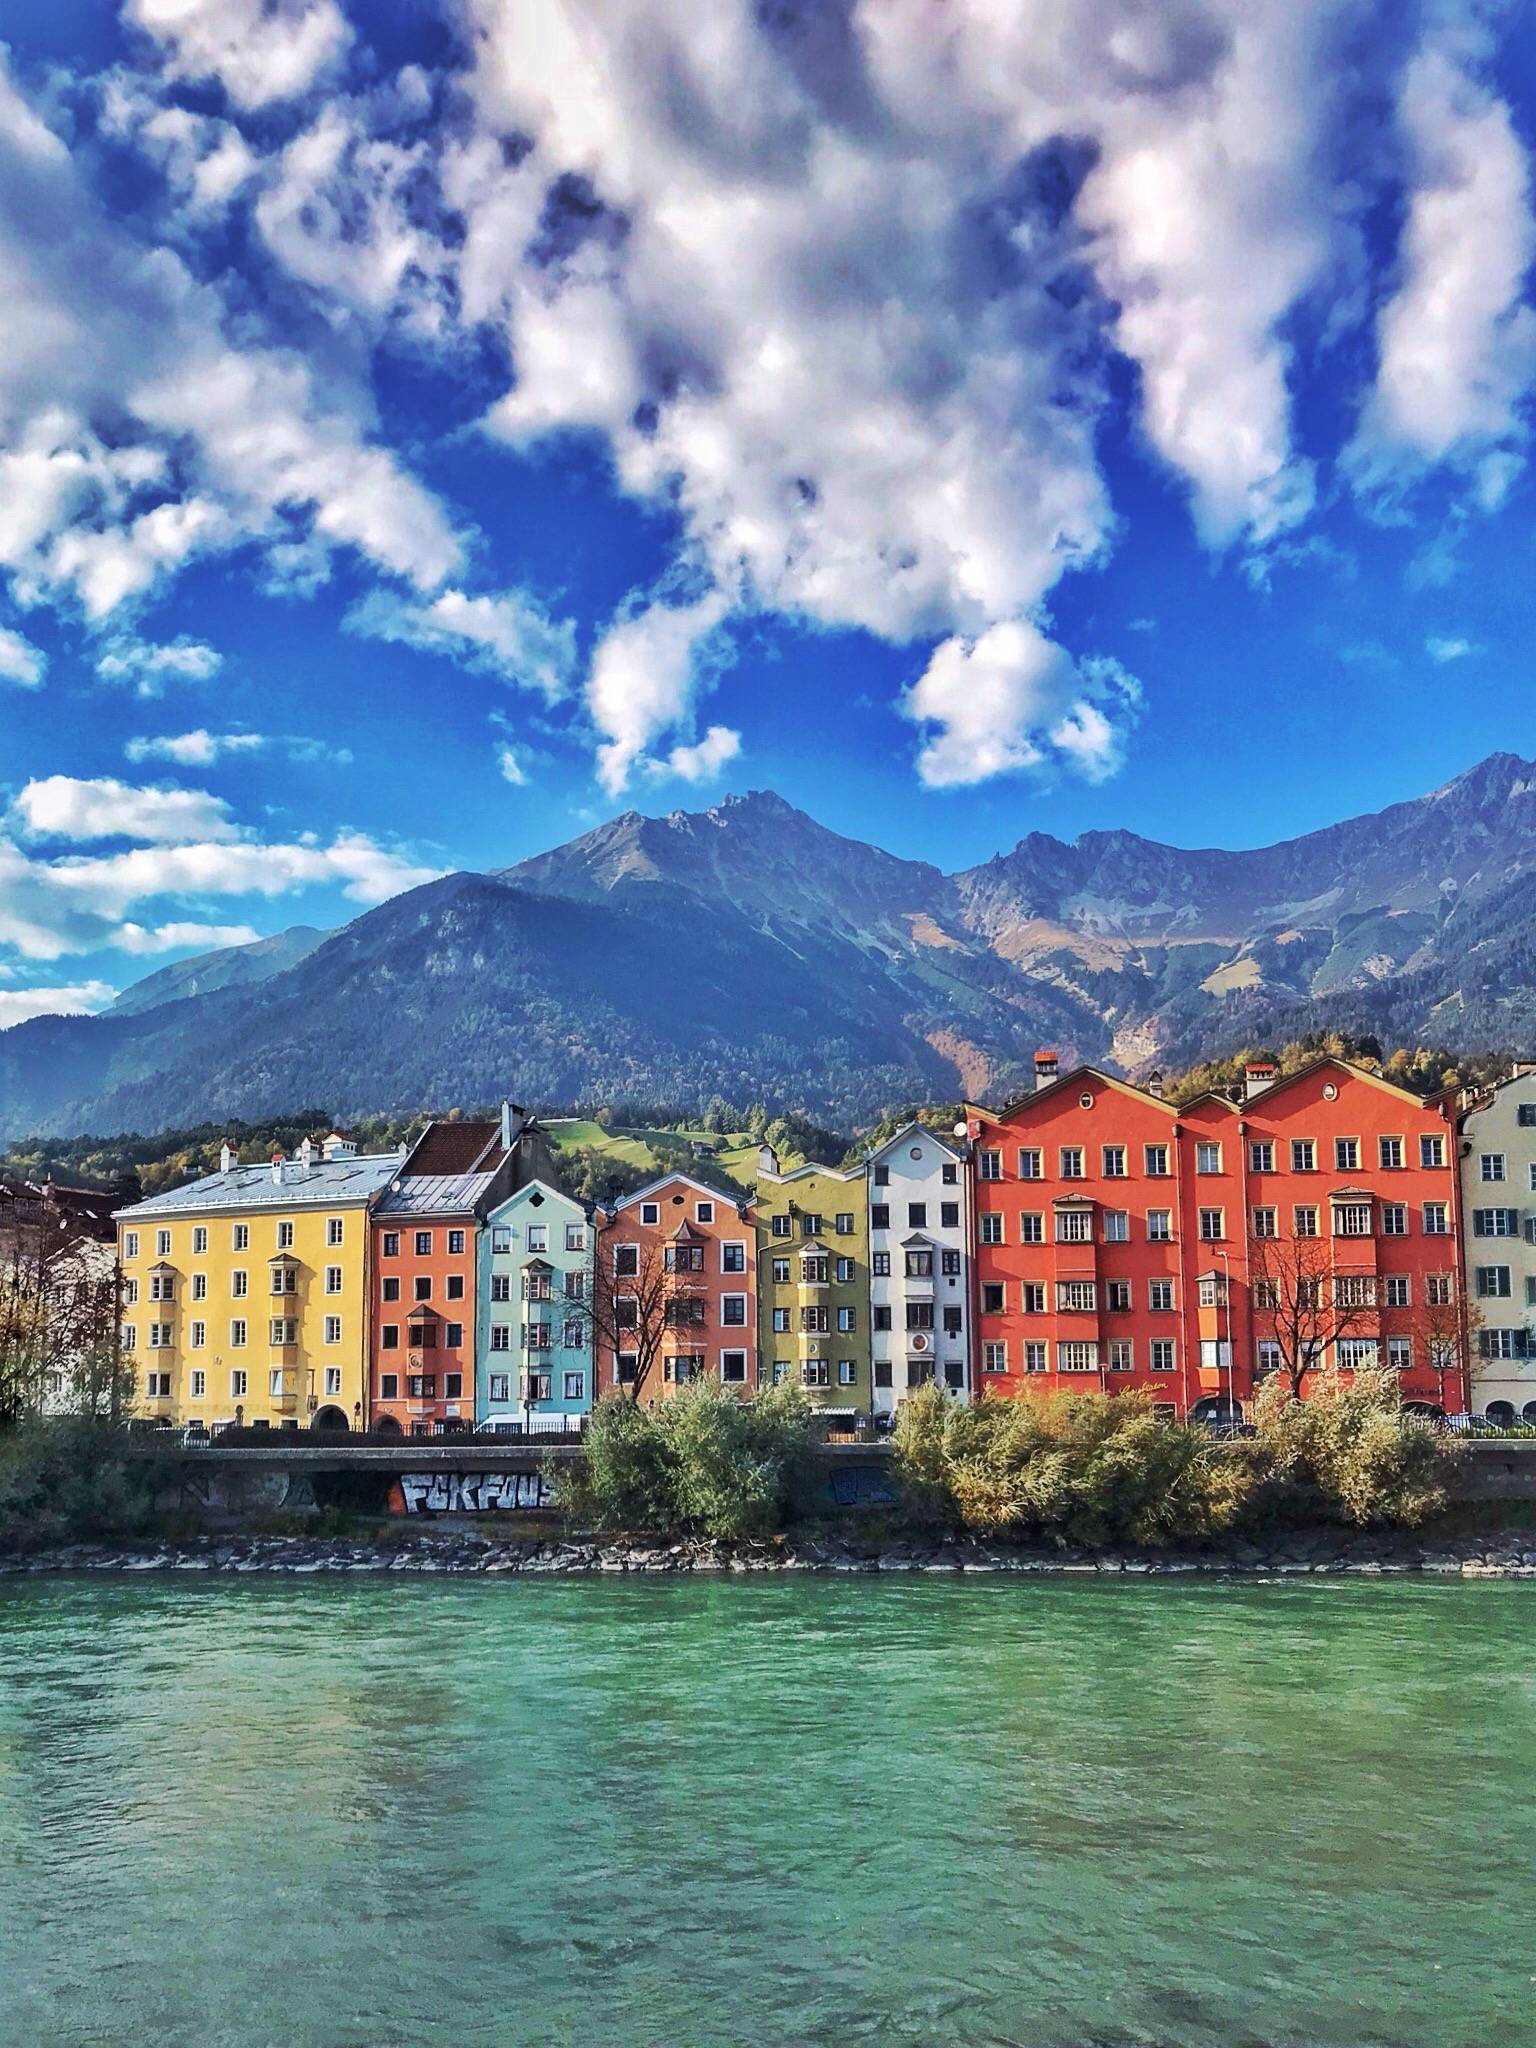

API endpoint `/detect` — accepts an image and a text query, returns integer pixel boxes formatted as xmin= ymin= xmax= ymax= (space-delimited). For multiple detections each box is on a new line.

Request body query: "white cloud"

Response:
xmin=902 ymin=622 xmax=1140 ymax=789
xmin=651 ymin=725 xmax=742 ymax=784
xmin=346 ymin=586 xmax=576 ymax=700
xmin=496 ymin=744 xmax=529 ymax=788
xmin=13 ymin=775 xmax=237 ymax=845
xmin=586 ymin=591 xmax=732 ymax=795
xmin=0 ymin=624 xmax=44 ymax=687
xmin=95 ymin=638 xmax=223 ymax=694
xmin=123 ymin=729 xmax=349 ymax=767
xmin=113 ymin=919 xmax=261 ymax=954
xmin=124 ymin=0 xmax=352 ymax=110
xmin=0 ymin=981 xmax=114 ymax=1029
xmin=1425 ymin=635 xmax=1478 ymax=664
xmin=1351 ymin=41 xmax=1536 ymax=494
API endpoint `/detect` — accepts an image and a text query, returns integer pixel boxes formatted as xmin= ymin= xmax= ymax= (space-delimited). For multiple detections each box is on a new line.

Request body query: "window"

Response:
xmin=828 ymin=1211 xmax=851 ymax=1236
xmin=1144 ymin=1144 xmax=1170 ymax=1176
xmin=189 ymin=1367 xmax=206 ymax=1396
xmin=1379 ymin=1136 xmax=1403 ymax=1169
xmin=1018 ymin=1148 xmax=1042 ymax=1180
xmin=1102 ymin=1146 xmax=1126 ymax=1178
xmin=1198 ymin=1208 xmax=1225 ymax=1242
xmin=664 ymin=1355 xmax=702 ymax=1384
xmin=1480 ymin=1328 xmax=1532 ymax=1360
xmin=1293 ymin=1205 xmax=1319 ymax=1238
xmin=1107 ymin=1340 xmax=1133 ymax=1372
xmin=414 ymin=1230 xmax=432 ymax=1256
xmin=277 ymin=1222 xmax=294 ymax=1249
xmin=722 ymin=1241 xmax=746 ymax=1273
xmin=120 ymin=1325 xmax=136 ymax=1352
xmin=1290 ymin=1139 xmax=1315 ymax=1172
xmin=1334 ymin=1138 xmax=1359 ymax=1172
xmin=1254 ymin=1342 xmax=1282 ymax=1379
xmin=326 ymin=1266 xmax=343 ymax=1294
xmin=770 ymin=1257 xmax=791 ymax=1287
xmin=150 ymin=1271 xmax=175 ymax=1300
xmin=908 ymin=1203 xmax=927 ymax=1229
xmin=1337 ymin=1338 xmax=1378 ymax=1370
xmin=324 ymin=1315 xmax=342 ymax=1344
xmin=665 ymin=1244 xmax=705 ymax=1276
xmin=564 ymin=1370 xmax=586 ymax=1400
xmin=1019 ymin=1211 xmax=1044 ymax=1244
xmin=696 ymin=1202 xmax=714 ymax=1224
xmin=1387 ymin=1338 xmax=1412 ymax=1373
xmin=983 ymin=1341 xmax=1007 ymax=1374
xmin=270 ymin=1264 xmax=295 ymax=1297
xmin=1022 ymin=1283 xmax=1046 ymax=1314
xmin=1481 ymin=1153 xmax=1507 ymax=1183
xmin=979 ymin=1212 xmax=1003 ymax=1245
xmin=232 ymin=1224 xmax=248 ymax=1252
xmin=1383 ymin=1274 xmax=1410 ymax=1308
xmin=413 ymin=1275 xmax=432 ymax=1301
xmin=565 ymin=1271 xmax=586 ymax=1302
xmin=871 ymin=1251 xmax=890 ymax=1277
xmin=320 ymin=1367 xmax=341 ymax=1397
xmin=123 ymin=1232 xmax=139 ymax=1260
xmin=192 ymin=1226 xmax=208 ymax=1254
xmin=1056 ymin=1209 xmax=1092 ymax=1244
xmin=1332 ymin=1202 xmax=1372 ymax=1238
xmin=269 ymin=1317 xmax=297 ymax=1345
xmin=905 ymin=1248 xmax=933 ymax=1278
xmin=905 ymin=1302 xmax=934 ymax=1331
xmin=873 ymin=1361 xmax=893 ymax=1388
xmin=144 ymin=1371 xmax=172 ymax=1399
xmin=977 ymin=1149 xmax=1001 ymax=1181
xmin=487 ymin=1374 xmax=509 ymax=1403
xmin=1147 ymin=1209 xmax=1172 ymax=1242
xmin=836 ymin=1257 xmax=855 ymax=1283
xmin=1253 ymin=1278 xmax=1278 ymax=1310
xmin=229 ymin=1320 xmax=246 ymax=1347
xmin=230 ymin=1369 xmax=247 ymax=1398
xmin=1334 ymin=1276 xmax=1376 ymax=1310
xmin=1423 ymin=1202 xmax=1451 ymax=1235
xmin=1476 ymin=1265 xmax=1512 ymax=1299
xmin=408 ymin=1375 xmax=437 ymax=1400
xmin=446 ymin=1274 xmax=464 ymax=1301
xmin=1197 ymin=1274 xmax=1227 ymax=1308
xmin=1420 ymin=1134 xmax=1445 ymax=1169
xmin=940 ymin=1201 xmax=960 ymax=1229
xmin=721 ymin=1294 xmax=747 ymax=1327
xmin=1196 ymin=1141 xmax=1221 ymax=1174
xmin=489 ymin=1275 xmax=508 ymax=1302
xmin=381 ymin=1325 xmax=400 ymax=1351
xmin=523 ymin=1319 xmax=553 ymax=1348
xmin=1249 ymin=1141 xmax=1274 ymax=1173
xmin=1380 ymin=1203 xmax=1407 ymax=1237
xmin=490 ymin=1227 xmax=511 ymax=1255
xmin=1102 ymin=1210 xmax=1129 ymax=1243
xmin=1427 ymin=1272 xmax=1453 ymax=1306
xmin=1149 ymin=1340 xmax=1175 ymax=1372
xmin=873 ymin=1165 xmax=890 ymax=1187
xmin=327 ymin=1217 xmax=344 ymax=1246
xmin=614 ymin=1244 xmax=639 ymax=1277
xmin=770 ymin=1213 xmax=791 ymax=1240
xmin=1058 ymin=1341 xmax=1098 ymax=1373
xmin=189 ymin=1321 xmax=206 ymax=1348
xmin=1106 ymin=1279 xmax=1132 ymax=1313
xmin=1024 ymin=1342 xmax=1048 ymax=1373
xmin=446 ymin=1324 xmax=464 ymax=1349
xmin=1056 ymin=1279 xmax=1096 ymax=1312
xmin=1470 ymin=1207 xmax=1515 ymax=1237
xmin=942 ymin=1164 xmax=958 ymax=1185
xmin=799 ymin=1213 xmax=824 ymax=1240
xmin=872 ymin=1307 xmax=892 ymax=1332
xmin=982 ymin=1282 xmax=1005 ymax=1314
xmin=1251 ymin=1206 xmax=1277 ymax=1239
xmin=1149 ymin=1280 xmax=1174 ymax=1312
xmin=383 ymin=1231 xmax=400 ymax=1257
xmin=640 ymin=1203 xmax=659 ymax=1226
xmin=836 ymin=1305 xmax=857 ymax=1333
xmin=155 ymin=1229 xmax=171 ymax=1257
xmin=489 ymin=1325 xmax=510 ymax=1352
xmin=1059 ymin=1147 xmax=1084 ymax=1179
xmin=123 ymin=1278 xmax=139 ymax=1305
xmin=801 ymin=1360 xmax=830 ymax=1389
xmin=1199 ymin=1340 xmax=1231 ymax=1370
xmin=148 ymin=1322 xmax=172 ymax=1349
xmin=871 ymin=1204 xmax=890 ymax=1231
xmin=566 ymin=1223 xmax=588 ymax=1253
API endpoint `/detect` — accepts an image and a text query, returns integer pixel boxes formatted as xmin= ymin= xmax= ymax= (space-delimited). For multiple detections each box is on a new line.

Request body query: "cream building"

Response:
xmin=1460 ymin=1065 xmax=1536 ymax=1421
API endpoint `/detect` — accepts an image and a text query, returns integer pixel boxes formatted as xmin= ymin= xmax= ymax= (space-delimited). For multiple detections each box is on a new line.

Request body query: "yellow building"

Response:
xmin=755 ymin=1156 xmax=871 ymax=1420
xmin=115 ymin=1134 xmax=402 ymax=1431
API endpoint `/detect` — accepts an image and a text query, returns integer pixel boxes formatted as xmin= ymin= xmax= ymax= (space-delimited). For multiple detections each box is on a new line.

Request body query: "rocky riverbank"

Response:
xmin=5 ymin=1525 xmax=1536 ymax=1576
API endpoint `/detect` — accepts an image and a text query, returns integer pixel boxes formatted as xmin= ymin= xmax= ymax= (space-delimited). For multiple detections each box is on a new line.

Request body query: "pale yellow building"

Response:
xmin=115 ymin=1135 xmax=401 ymax=1430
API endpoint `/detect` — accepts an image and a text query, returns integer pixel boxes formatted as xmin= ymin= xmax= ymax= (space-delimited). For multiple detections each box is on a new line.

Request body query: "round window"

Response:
xmin=909 ymin=1146 xmax=923 ymax=1159
xmin=1079 ymin=1092 xmax=1094 ymax=1109
xmin=1322 ymin=1081 xmax=1338 ymax=1100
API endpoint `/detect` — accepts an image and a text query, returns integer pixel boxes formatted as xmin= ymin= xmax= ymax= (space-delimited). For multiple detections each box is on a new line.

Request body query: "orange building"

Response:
xmin=594 ymin=1173 xmax=756 ymax=1402
xmin=970 ymin=1053 xmax=1465 ymax=1419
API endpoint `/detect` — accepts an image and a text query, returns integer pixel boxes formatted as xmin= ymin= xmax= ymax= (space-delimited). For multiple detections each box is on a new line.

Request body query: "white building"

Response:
xmin=1461 ymin=1064 xmax=1536 ymax=1421
xmin=866 ymin=1122 xmax=973 ymax=1421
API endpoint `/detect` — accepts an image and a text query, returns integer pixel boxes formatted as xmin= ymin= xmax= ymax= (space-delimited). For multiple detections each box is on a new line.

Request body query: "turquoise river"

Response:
xmin=0 ymin=1576 xmax=1532 ymax=2046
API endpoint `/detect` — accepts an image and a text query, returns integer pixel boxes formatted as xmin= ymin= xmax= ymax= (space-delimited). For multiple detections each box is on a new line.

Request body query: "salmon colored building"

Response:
xmin=595 ymin=1173 xmax=756 ymax=1403
xmin=969 ymin=1053 xmax=1466 ymax=1419
xmin=368 ymin=1109 xmax=542 ymax=1436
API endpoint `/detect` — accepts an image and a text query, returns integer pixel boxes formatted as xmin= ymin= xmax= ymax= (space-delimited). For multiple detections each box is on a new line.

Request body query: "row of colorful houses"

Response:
xmin=112 ymin=1055 xmax=1536 ymax=1435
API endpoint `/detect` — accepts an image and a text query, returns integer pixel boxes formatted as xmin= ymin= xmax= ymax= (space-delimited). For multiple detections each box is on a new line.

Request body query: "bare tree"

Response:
xmin=0 ymin=1190 xmax=124 ymax=1428
xmin=589 ymin=1222 xmax=705 ymax=1404
xmin=1247 ymin=1231 xmax=1378 ymax=1400
xmin=1401 ymin=1273 xmax=1480 ymax=1416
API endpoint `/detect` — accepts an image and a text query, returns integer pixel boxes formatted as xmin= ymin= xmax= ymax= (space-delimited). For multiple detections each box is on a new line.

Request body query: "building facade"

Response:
xmin=116 ymin=1134 xmax=400 ymax=1430
xmin=594 ymin=1173 xmax=756 ymax=1402
xmin=1459 ymin=1065 xmax=1536 ymax=1421
xmin=866 ymin=1123 xmax=972 ymax=1420
xmin=478 ymin=1180 xmax=594 ymax=1431
xmin=969 ymin=1054 xmax=1465 ymax=1417
xmin=755 ymin=1155 xmax=870 ymax=1418
xmin=368 ymin=1114 xmax=528 ymax=1436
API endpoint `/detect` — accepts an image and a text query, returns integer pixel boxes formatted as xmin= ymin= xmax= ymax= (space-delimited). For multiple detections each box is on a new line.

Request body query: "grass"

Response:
xmin=542 ymin=1120 xmax=805 ymax=1188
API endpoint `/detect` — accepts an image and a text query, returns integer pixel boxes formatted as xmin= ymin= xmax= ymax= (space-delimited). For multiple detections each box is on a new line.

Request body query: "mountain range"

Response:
xmin=3 ymin=752 xmax=1536 ymax=1139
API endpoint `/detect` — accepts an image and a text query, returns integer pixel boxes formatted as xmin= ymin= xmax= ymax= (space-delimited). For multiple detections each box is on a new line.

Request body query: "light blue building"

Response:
xmin=477 ymin=1180 xmax=594 ymax=1433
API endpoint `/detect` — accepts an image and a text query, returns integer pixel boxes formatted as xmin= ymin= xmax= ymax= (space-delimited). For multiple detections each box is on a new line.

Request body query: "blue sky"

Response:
xmin=0 ymin=0 xmax=1533 ymax=1026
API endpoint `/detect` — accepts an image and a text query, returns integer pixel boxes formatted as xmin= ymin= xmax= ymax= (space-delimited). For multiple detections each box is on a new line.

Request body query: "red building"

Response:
xmin=594 ymin=1173 xmax=756 ymax=1403
xmin=969 ymin=1054 xmax=1465 ymax=1418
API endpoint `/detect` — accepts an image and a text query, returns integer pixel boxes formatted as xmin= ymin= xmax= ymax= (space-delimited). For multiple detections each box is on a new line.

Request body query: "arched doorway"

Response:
xmin=1191 ymin=1395 xmax=1242 ymax=1427
xmin=374 ymin=1414 xmax=403 ymax=1437
xmin=311 ymin=1405 xmax=350 ymax=1432
xmin=1523 ymin=1403 xmax=1536 ymax=1426
xmin=1484 ymin=1401 xmax=1517 ymax=1427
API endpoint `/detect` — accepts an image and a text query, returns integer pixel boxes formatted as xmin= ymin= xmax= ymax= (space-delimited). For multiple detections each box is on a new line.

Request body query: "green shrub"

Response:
xmin=1249 ymin=1367 xmax=1457 ymax=1528
xmin=889 ymin=1383 xmax=960 ymax=1531
xmin=0 ymin=1418 xmax=168 ymax=1554
xmin=557 ymin=1379 xmax=823 ymax=1539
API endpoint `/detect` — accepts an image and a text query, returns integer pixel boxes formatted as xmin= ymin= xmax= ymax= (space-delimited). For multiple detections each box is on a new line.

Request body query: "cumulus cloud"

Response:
xmin=586 ymin=592 xmax=732 ymax=795
xmin=13 ymin=774 xmax=237 ymax=845
xmin=651 ymin=726 xmax=742 ymax=784
xmin=123 ymin=0 xmax=352 ymax=110
xmin=0 ymin=624 xmax=44 ymax=687
xmin=1426 ymin=634 xmax=1478 ymax=664
xmin=124 ymin=729 xmax=349 ymax=766
xmin=902 ymin=623 xmax=1141 ymax=789
xmin=95 ymin=638 xmax=223 ymax=693
xmin=346 ymin=586 xmax=576 ymax=700
xmin=1351 ymin=40 xmax=1536 ymax=497
xmin=496 ymin=744 xmax=529 ymax=787
xmin=0 ymin=981 xmax=114 ymax=1029
xmin=114 ymin=919 xmax=261 ymax=954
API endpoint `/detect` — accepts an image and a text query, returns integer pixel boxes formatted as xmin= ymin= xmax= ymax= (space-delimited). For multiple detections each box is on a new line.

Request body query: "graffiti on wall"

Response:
xmin=389 ymin=1470 xmax=557 ymax=1515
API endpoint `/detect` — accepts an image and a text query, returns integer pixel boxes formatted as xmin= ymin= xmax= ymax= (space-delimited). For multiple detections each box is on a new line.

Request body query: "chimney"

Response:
xmin=1146 ymin=1071 xmax=1165 ymax=1100
xmin=500 ymin=1099 xmax=514 ymax=1151
xmin=298 ymin=1137 xmax=314 ymax=1171
xmin=1033 ymin=1049 xmax=1059 ymax=1091
xmin=271 ymin=1152 xmax=284 ymax=1185
xmin=219 ymin=1142 xmax=234 ymax=1175
xmin=1244 ymin=1058 xmax=1277 ymax=1101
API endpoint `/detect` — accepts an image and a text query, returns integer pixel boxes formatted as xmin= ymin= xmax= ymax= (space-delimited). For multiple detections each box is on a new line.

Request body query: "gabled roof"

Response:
xmin=485 ymin=1178 xmax=589 ymax=1224
xmin=1196 ymin=1053 xmax=1441 ymax=1116
xmin=608 ymin=1170 xmax=750 ymax=1216
xmin=865 ymin=1120 xmax=965 ymax=1162
xmin=972 ymin=1066 xmax=1177 ymax=1125
xmin=757 ymin=1159 xmax=865 ymax=1188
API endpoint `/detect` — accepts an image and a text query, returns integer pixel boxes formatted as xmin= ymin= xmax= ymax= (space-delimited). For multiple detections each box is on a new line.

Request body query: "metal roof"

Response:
xmin=115 ymin=1153 xmax=402 ymax=1221
xmin=375 ymin=1170 xmax=498 ymax=1216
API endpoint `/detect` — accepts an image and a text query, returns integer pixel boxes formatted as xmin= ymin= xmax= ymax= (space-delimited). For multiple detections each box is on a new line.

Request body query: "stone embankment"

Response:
xmin=6 ymin=1527 xmax=1536 ymax=1576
